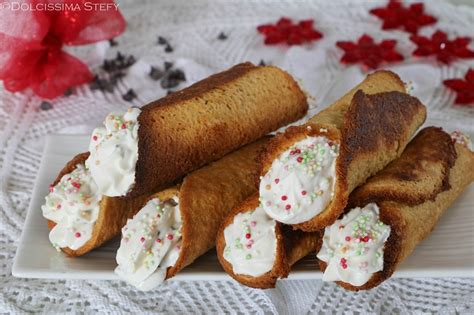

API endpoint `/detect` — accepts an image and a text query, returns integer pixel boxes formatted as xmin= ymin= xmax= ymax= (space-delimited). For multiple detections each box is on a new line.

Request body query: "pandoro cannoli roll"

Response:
xmin=114 ymin=138 xmax=271 ymax=291
xmin=258 ymin=70 xmax=426 ymax=231
xmin=85 ymin=62 xmax=308 ymax=197
xmin=316 ymin=127 xmax=474 ymax=291
xmin=216 ymin=194 xmax=320 ymax=289
xmin=42 ymin=153 xmax=149 ymax=257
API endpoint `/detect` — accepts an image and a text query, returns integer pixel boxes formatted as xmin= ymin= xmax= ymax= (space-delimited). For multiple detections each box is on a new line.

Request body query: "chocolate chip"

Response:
xmin=40 ymin=101 xmax=53 ymax=111
xmin=109 ymin=39 xmax=118 ymax=47
xmin=160 ymin=69 xmax=186 ymax=89
xmin=259 ymin=60 xmax=266 ymax=66
xmin=169 ymin=69 xmax=186 ymax=81
xmin=164 ymin=61 xmax=173 ymax=71
xmin=149 ymin=66 xmax=164 ymax=80
xmin=122 ymin=89 xmax=137 ymax=102
xmin=217 ymin=32 xmax=228 ymax=40
xmin=158 ymin=36 xmax=168 ymax=45
xmin=164 ymin=44 xmax=173 ymax=53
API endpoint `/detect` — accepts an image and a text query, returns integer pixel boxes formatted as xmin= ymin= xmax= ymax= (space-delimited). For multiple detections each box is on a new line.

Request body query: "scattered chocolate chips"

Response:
xmin=164 ymin=44 xmax=173 ymax=53
xmin=157 ymin=36 xmax=168 ymax=45
xmin=40 ymin=101 xmax=53 ymax=111
xmin=122 ymin=89 xmax=137 ymax=102
xmin=109 ymin=38 xmax=118 ymax=47
xmin=91 ymin=52 xmax=136 ymax=93
xmin=217 ymin=32 xmax=228 ymax=40
xmin=160 ymin=69 xmax=186 ymax=89
xmin=149 ymin=66 xmax=164 ymax=80
xmin=259 ymin=60 xmax=266 ymax=66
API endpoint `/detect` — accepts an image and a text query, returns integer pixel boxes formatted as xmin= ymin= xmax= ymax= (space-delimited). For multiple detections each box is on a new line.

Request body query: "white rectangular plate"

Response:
xmin=12 ymin=134 xmax=474 ymax=281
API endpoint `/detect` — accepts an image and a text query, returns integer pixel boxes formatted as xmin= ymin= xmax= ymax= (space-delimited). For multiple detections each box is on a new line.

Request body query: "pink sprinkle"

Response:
xmin=297 ymin=157 xmax=303 ymax=163
xmin=246 ymin=244 xmax=252 ymax=249
xmin=340 ymin=258 xmax=346 ymax=264
xmin=295 ymin=149 xmax=301 ymax=154
xmin=74 ymin=232 xmax=81 ymax=238
xmin=167 ymin=234 xmax=174 ymax=240
xmin=92 ymin=135 xmax=98 ymax=141
xmin=72 ymin=182 xmax=81 ymax=189
xmin=301 ymin=190 xmax=307 ymax=196
xmin=250 ymin=221 xmax=257 ymax=227
xmin=245 ymin=233 xmax=251 ymax=239
xmin=121 ymin=123 xmax=126 ymax=129
xmin=249 ymin=240 xmax=254 ymax=245
xmin=56 ymin=204 xmax=62 ymax=210
xmin=290 ymin=150 xmax=295 ymax=155
xmin=361 ymin=236 xmax=370 ymax=243
xmin=285 ymin=204 xmax=291 ymax=210
xmin=156 ymin=238 xmax=162 ymax=243
xmin=49 ymin=184 xmax=54 ymax=193
xmin=345 ymin=236 xmax=351 ymax=242
xmin=342 ymin=264 xmax=348 ymax=269
xmin=281 ymin=195 xmax=288 ymax=201
xmin=140 ymin=237 xmax=145 ymax=243
xmin=274 ymin=178 xmax=280 ymax=184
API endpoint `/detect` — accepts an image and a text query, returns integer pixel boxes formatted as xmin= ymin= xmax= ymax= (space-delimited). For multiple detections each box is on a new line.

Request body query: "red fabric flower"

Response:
xmin=257 ymin=17 xmax=323 ymax=45
xmin=370 ymin=0 xmax=437 ymax=34
xmin=336 ymin=34 xmax=404 ymax=70
xmin=0 ymin=0 xmax=125 ymax=99
xmin=410 ymin=30 xmax=474 ymax=64
xmin=443 ymin=69 xmax=474 ymax=105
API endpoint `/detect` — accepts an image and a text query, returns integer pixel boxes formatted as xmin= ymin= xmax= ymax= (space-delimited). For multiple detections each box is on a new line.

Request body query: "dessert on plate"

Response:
xmin=86 ymin=62 xmax=308 ymax=198
xmin=42 ymin=152 xmax=149 ymax=256
xmin=114 ymin=138 xmax=270 ymax=291
xmin=258 ymin=70 xmax=427 ymax=231
xmin=316 ymin=127 xmax=474 ymax=290
xmin=216 ymin=193 xmax=320 ymax=289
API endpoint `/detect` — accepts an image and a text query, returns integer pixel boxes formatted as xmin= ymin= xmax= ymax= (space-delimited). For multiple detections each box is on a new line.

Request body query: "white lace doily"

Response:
xmin=1 ymin=0 xmax=474 ymax=313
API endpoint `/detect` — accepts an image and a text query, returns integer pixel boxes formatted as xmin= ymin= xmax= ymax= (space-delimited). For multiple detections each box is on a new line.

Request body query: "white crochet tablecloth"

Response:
xmin=1 ymin=0 xmax=474 ymax=313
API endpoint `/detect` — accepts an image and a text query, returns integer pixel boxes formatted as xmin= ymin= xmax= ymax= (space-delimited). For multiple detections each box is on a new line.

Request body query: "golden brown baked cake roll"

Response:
xmin=114 ymin=138 xmax=271 ymax=291
xmin=85 ymin=62 xmax=308 ymax=198
xmin=258 ymin=70 xmax=426 ymax=231
xmin=42 ymin=153 xmax=149 ymax=257
xmin=316 ymin=127 xmax=474 ymax=291
xmin=216 ymin=193 xmax=320 ymax=289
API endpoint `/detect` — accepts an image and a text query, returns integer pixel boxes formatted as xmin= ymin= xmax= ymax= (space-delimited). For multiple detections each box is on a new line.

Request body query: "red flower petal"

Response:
xmin=257 ymin=17 xmax=323 ymax=46
xmin=465 ymin=69 xmax=474 ymax=82
xmin=443 ymin=69 xmax=474 ymax=105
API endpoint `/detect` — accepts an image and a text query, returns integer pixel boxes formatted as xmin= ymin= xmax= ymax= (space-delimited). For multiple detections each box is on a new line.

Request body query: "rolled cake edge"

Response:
xmin=317 ymin=130 xmax=474 ymax=291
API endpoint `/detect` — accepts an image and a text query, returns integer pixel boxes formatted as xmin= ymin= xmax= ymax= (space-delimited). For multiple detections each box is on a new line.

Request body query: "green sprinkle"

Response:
xmin=245 ymin=254 xmax=252 ymax=260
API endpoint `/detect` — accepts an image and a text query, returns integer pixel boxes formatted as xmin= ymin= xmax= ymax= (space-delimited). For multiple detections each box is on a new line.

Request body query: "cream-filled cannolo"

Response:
xmin=216 ymin=194 xmax=319 ymax=289
xmin=114 ymin=138 xmax=270 ymax=290
xmin=316 ymin=127 xmax=474 ymax=290
xmin=86 ymin=62 xmax=308 ymax=197
xmin=42 ymin=153 xmax=148 ymax=256
xmin=258 ymin=70 xmax=426 ymax=231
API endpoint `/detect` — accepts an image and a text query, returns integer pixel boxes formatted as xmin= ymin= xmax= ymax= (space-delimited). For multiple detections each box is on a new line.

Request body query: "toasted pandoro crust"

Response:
xmin=137 ymin=138 xmax=271 ymax=280
xmin=47 ymin=153 xmax=149 ymax=257
xmin=258 ymin=70 xmax=427 ymax=231
xmin=129 ymin=62 xmax=308 ymax=197
xmin=216 ymin=193 xmax=320 ymax=289
xmin=318 ymin=127 xmax=474 ymax=291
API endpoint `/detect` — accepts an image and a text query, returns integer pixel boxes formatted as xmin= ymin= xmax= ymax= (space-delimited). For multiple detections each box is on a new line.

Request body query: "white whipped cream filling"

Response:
xmin=42 ymin=164 xmax=101 ymax=250
xmin=86 ymin=107 xmax=141 ymax=197
xmin=115 ymin=196 xmax=182 ymax=291
xmin=451 ymin=131 xmax=473 ymax=151
xmin=259 ymin=136 xmax=339 ymax=224
xmin=223 ymin=205 xmax=277 ymax=277
xmin=317 ymin=203 xmax=391 ymax=286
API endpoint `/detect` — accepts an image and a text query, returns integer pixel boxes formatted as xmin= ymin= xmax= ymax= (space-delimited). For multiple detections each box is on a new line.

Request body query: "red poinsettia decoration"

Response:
xmin=410 ymin=30 xmax=474 ymax=64
xmin=0 ymin=0 xmax=125 ymax=99
xmin=257 ymin=17 xmax=323 ymax=45
xmin=443 ymin=69 xmax=474 ymax=105
xmin=336 ymin=34 xmax=404 ymax=70
xmin=370 ymin=0 xmax=437 ymax=34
